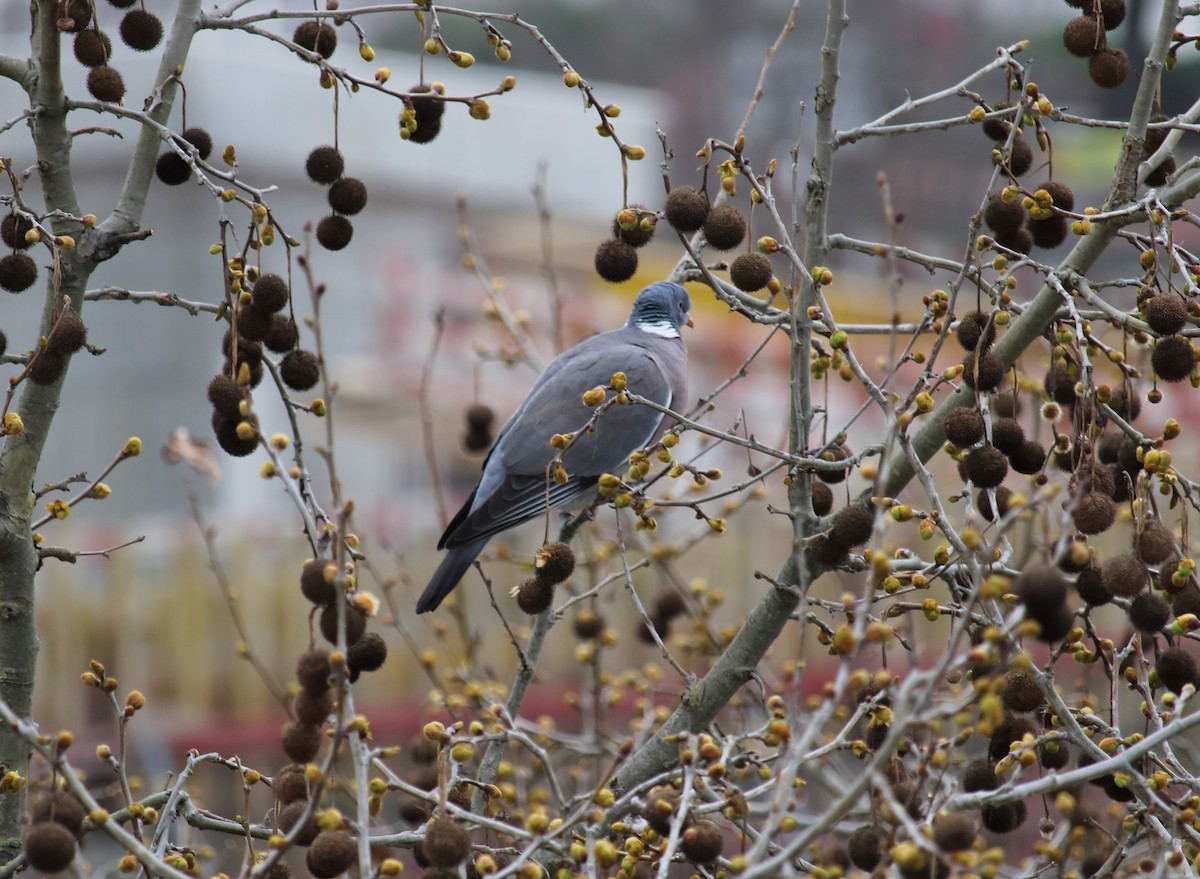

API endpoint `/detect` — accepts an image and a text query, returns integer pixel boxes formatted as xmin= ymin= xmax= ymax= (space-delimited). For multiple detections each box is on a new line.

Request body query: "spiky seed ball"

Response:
xmin=120 ymin=10 xmax=163 ymax=51
xmin=300 ymin=559 xmax=337 ymax=606
xmin=534 ymin=542 xmax=575 ymax=585
xmin=1155 ymin=646 xmax=1199 ymax=693
xmin=1129 ymin=592 xmax=1171 ymax=632
xmin=463 ymin=429 xmax=491 ymax=453
xmin=281 ymin=349 xmax=321 ymax=391
xmin=59 ymin=0 xmax=92 ymax=32
xmin=212 ymin=412 xmax=258 ymax=456
xmin=988 ymin=714 xmax=1039 ymax=762
xmin=1144 ymin=295 xmax=1188 ymax=336
xmin=0 ymin=253 xmax=37 ymax=292
xmin=573 ymin=610 xmax=605 ymax=639
xmin=1101 ymin=552 xmax=1149 ymax=598
xmin=703 ymin=204 xmax=746 ymax=251
xmin=816 ymin=444 xmax=851 ymax=483
xmin=293 ymin=21 xmax=337 ymax=59
xmin=265 ymin=315 xmax=300 ymax=353
xmin=830 ymin=504 xmax=874 ymax=548
xmin=86 ymin=65 xmax=125 ymax=102
xmin=236 ymin=304 xmax=272 ymax=342
xmin=944 ymin=408 xmax=985 ymax=447
xmin=1138 ymin=519 xmax=1177 ymax=565
xmin=305 ymin=146 xmax=345 ymax=185
xmin=281 ymin=721 xmax=322 ymax=763
xmin=328 ymin=177 xmax=368 ymax=215
xmin=981 ymin=102 xmax=1012 ymax=141
xmin=155 ymin=152 xmax=191 ymax=186
xmin=847 ymin=825 xmax=887 ymax=871
xmin=407 ymin=85 xmax=445 ymax=144
xmin=962 ymin=759 xmax=999 ymax=792
xmin=1063 ymin=15 xmax=1102 ymax=56
xmin=274 ymin=764 xmax=308 ymax=806
xmin=515 ymin=578 xmax=554 ymax=615
xmin=1039 ymin=739 xmax=1070 ymax=769
xmin=1030 ymin=215 xmax=1068 ymax=249
xmin=655 ymin=591 xmax=686 ymax=621
xmin=642 ymin=789 xmax=685 ymax=835
xmin=1145 ymin=155 xmax=1176 ymax=187
xmin=1107 ymin=386 xmax=1141 ymax=422
xmin=29 ymin=351 xmax=67 ymax=386
xmin=1074 ymin=566 xmax=1111 ymax=606
xmin=593 ymin=238 xmax=638 ymax=283
xmin=612 ymin=207 xmax=655 ymax=248
xmin=296 ymin=648 xmax=332 ymax=694
xmin=1 ymin=213 xmax=33 ymax=249
xmin=932 ymin=811 xmax=976 ymax=852
xmin=294 ymin=687 xmax=333 ymax=726
xmin=108 ymin=0 xmax=137 ymax=7
xmin=1002 ymin=669 xmax=1044 ymax=713
xmin=994 ymin=224 xmax=1033 ymax=256
xmin=23 ymin=822 xmax=76 ymax=873
xmin=990 ymin=418 xmax=1025 ymax=456
xmin=318 ymin=600 xmax=367 ymax=646
xmin=1014 ymin=564 xmax=1068 ymax=620
xmin=977 ymin=485 xmax=1013 ymax=522
xmin=423 ymin=817 xmax=471 ymax=868
xmin=347 ymin=631 xmax=387 ymax=673
xmin=680 ymin=820 xmax=723 ymax=863
xmin=962 ymin=445 xmax=1008 ymax=488
xmin=465 ymin=403 xmax=493 ymax=431
xmin=981 ymin=800 xmax=1027 ymax=834
xmin=223 ymin=329 xmax=262 ymax=363
xmin=1101 ymin=0 xmax=1126 ymax=29
xmin=1073 ymin=492 xmax=1116 ymax=535
xmin=1040 ymin=180 xmax=1076 ymax=212
xmin=809 ymin=535 xmax=850 ymax=568
xmin=811 ymin=480 xmax=833 ymax=516
xmin=962 ymin=352 xmax=1003 ymax=392
xmin=306 ymin=831 xmax=356 ymax=879
xmin=664 ymin=186 xmax=710 ymax=232
xmin=30 ymin=791 xmax=87 ymax=834
xmin=1089 ymin=47 xmax=1130 ymax=88
xmin=1006 ymin=139 xmax=1033 ymax=177
xmin=1145 ymin=113 xmax=1170 ymax=154
xmin=1044 ymin=363 xmax=1077 ymax=405
xmin=955 ymin=311 xmax=996 ymax=352
xmin=278 ymin=800 xmax=319 ymax=846
xmin=46 ymin=311 xmax=87 ymax=355
xmin=1152 ymin=335 xmax=1194 ymax=383
xmin=729 ymin=253 xmax=773 ymax=292
xmin=984 ymin=195 xmax=1024 ymax=237
xmin=73 ymin=29 xmax=112 ymax=66
xmin=316 ymin=214 xmax=353 ymax=251
xmin=251 ymin=274 xmax=289 ymax=313
xmin=1009 ymin=439 xmax=1045 ymax=476
xmin=864 ymin=722 xmax=888 ymax=751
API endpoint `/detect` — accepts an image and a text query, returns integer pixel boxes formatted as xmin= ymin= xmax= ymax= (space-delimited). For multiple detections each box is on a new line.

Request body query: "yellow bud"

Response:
xmin=563 ymin=70 xmax=581 ymax=87
xmin=582 ymin=386 xmax=607 ymax=407
xmin=359 ymin=43 xmax=375 ymax=61
xmin=451 ymin=51 xmax=475 ymax=69
xmin=623 ymin=144 xmax=646 ymax=160
xmin=57 ymin=235 xmax=75 ymax=249
xmin=375 ymin=67 xmax=391 ymax=83
xmin=424 ymin=38 xmax=441 ymax=55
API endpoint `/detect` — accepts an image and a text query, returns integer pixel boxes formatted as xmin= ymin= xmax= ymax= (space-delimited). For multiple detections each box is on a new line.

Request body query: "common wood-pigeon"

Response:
xmin=418 ymin=281 xmax=692 ymax=613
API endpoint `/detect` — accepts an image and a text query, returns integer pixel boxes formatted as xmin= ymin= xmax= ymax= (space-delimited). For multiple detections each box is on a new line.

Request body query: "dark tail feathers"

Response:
xmin=417 ymin=540 xmax=487 ymax=613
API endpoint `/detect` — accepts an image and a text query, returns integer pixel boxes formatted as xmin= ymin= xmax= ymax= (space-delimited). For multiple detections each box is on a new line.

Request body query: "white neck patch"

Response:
xmin=635 ymin=320 xmax=680 ymax=339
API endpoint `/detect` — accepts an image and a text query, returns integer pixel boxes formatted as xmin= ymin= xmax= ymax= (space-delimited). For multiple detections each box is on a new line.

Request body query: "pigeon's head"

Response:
xmin=628 ymin=282 xmax=693 ymax=338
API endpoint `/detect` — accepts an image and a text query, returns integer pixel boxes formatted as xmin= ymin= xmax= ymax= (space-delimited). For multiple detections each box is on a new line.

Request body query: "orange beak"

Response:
xmin=686 ymin=316 xmax=695 ymax=329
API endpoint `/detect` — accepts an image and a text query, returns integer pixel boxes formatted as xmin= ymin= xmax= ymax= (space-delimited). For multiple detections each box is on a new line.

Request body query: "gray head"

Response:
xmin=627 ymin=282 xmax=692 ymax=338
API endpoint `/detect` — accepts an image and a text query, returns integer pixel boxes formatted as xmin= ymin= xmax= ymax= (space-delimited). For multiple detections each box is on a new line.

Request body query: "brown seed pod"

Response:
xmin=280 ymin=721 xmax=322 ymax=763
xmin=1062 ymin=15 xmax=1102 ymax=56
xmin=293 ymin=21 xmax=338 ymax=59
xmin=212 ymin=411 xmax=259 ymax=456
xmin=22 ymin=822 xmax=76 ymax=873
xmin=264 ymin=315 xmax=300 ymax=353
xmin=29 ymin=351 xmax=67 ymax=386
xmin=277 ymin=799 xmax=319 ymax=845
xmin=829 ymin=504 xmax=874 ymax=549
xmin=1089 ymin=47 xmax=1130 ymax=88
xmin=1014 ymin=564 xmax=1068 ymax=621
xmin=962 ymin=352 xmax=1004 ymax=392
xmin=955 ymin=310 xmax=996 ymax=352
xmin=990 ymin=418 xmax=1025 ymax=456
xmin=252 ymin=274 xmax=290 ymax=314
xmin=1137 ymin=519 xmax=1178 ymax=565
xmin=307 ymin=831 xmax=356 ymax=879
xmin=405 ymin=84 xmax=445 ymax=144
xmin=932 ymin=811 xmax=977 ymax=852
xmin=944 ymin=408 xmax=985 ymax=447
xmin=318 ymin=600 xmax=367 ymax=646
xmin=236 ymin=304 xmax=273 ymax=342
xmin=1075 ymin=565 xmax=1113 ymax=606
xmin=273 ymin=764 xmax=308 ymax=806
xmin=976 ymin=486 xmax=1013 ymax=522
xmin=1006 ymin=139 xmax=1034 ymax=177
xmin=593 ymin=238 xmax=638 ymax=283
xmin=1155 ymin=646 xmax=1200 ymax=694
xmin=981 ymin=800 xmax=1027 ymax=833
xmin=1040 ymin=180 xmax=1076 ymax=212
xmin=327 ymin=177 xmax=368 ymax=215
xmin=1072 ymin=491 xmax=1116 ymax=535
xmin=0 ymin=253 xmax=38 ymax=292
xmin=296 ymin=648 xmax=332 ymax=694
xmin=612 ymin=206 xmax=656 ymax=248
xmin=86 ymin=65 xmax=125 ymax=102
xmin=1101 ymin=552 xmax=1149 ymax=598
xmin=294 ymin=687 xmax=333 ymax=726
xmin=1143 ymin=295 xmax=1188 ymax=336
xmin=962 ymin=445 xmax=1008 ymax=488
xmin=984 ymin=195 xmax=1025 ymax=238
xmin=534 ymin=542 xmax=575 ymax=585
xmin=962 ymin=758 xmax=999 ymax=792
xmin=573 ymin=610 xmax=605 ymax=640
xmin=1001 ymin=670 xmax=1044 ymax=713
xmin=1044 ymin=363 xmax=1077 ymax=405
xmin=643 ymin=789 xmax=688 ymax=836
xmin=816 ymin=444 xmax=851 ymax=484
xmin=347 ymin=631 xmax=388 ymax=673
xmin=281 ymin=349 xmax=321 ymax=391
xmin=316 ymin=214 xmax=354 ymax=251
xmin=1145 ymin=155 xmax=1176 ymax=187
xmin=1100 ymin=0 xmax=1126 ymax=29
xmin=515 ymin=578 xmax=554 ymax=615
xmin=73 ymin=29 xmax=112 ymax=66
xmin=305 ymin=146 xmax=345 ymax=185
xmin=29 ymin=790 xmax=86 ymax=835
xmin=1 ymin=213 xmax=33 ymax=249
xmin=702 ymin=204 xmax=746 ymax=250
xmin=981 ymin=102 xmax=1013 ymax=142
xmin=663 ymin=186 xmax=710 ymax=232
xmin=206 ymin=373 xmax=247 ymax=418
xmin=1029 ymin=215 xmax=1068 ymax=250
xmin=811 ymin=480 xmax=833 ymax=516
xmin=847 ymin=825 xmax=887 ymax=871
xmin=119 ymin=9 xmax=163 ymax=51
xmin=680 ymin=820 xmax=724 ymax=864
xmin=1128 ymin=591 xmax=1171 ymax=632
xmin=423 ymin=817 xmax=471 ymax=868
xmin=729 ymin=253 xmax=773 ymax=292
xmin=1151 ymin=335 xmax=1195 ymax=383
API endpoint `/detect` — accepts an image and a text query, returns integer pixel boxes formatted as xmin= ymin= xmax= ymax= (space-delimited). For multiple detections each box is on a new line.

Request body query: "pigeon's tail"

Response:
xmin=417 ymin=540 xmax=487 ymax=614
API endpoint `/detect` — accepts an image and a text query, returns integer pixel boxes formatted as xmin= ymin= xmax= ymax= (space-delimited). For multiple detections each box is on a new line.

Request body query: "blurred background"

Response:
xmin=0 ymin=0 xmax=1196 ymax=787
